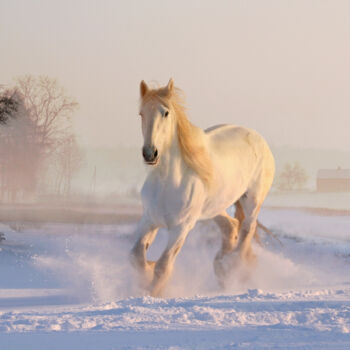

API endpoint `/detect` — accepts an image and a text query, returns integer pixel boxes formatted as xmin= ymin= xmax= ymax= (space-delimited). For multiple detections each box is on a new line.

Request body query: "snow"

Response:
xmin=0 ymin=207 xmax=350 ymax=349
xmin=2 ymin=289 xmax=350 ymax=333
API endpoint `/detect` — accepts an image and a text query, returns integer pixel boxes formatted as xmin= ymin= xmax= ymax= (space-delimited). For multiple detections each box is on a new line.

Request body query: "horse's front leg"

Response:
xmin=149 ymin=222 xmax=193 ymax=297
xmin=130 ymin=217 xmax=159 ymax=289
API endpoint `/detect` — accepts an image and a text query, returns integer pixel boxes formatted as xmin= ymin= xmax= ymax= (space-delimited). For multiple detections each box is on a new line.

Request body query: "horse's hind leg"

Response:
xmin=213 ymin=212 xmax=240 ymax=287
xmin=130 ymin=217 xmax=159 ymax=288
xmin=237 ymin=193 xmax=264 ymax=264
xmin=237 ymin=149 xmax=275 ymax=264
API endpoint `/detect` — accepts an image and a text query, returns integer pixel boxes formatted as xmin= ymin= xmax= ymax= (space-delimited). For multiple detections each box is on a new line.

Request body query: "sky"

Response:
xmin=1 ymin=0 xmax=350 ymax=151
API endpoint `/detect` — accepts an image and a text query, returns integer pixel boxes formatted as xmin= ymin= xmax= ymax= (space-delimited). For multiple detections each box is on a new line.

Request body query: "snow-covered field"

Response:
xmin=265 ymin=191 xmax=350 ymax=211
xmin=0 ymin=207 xmax=350 ymax=349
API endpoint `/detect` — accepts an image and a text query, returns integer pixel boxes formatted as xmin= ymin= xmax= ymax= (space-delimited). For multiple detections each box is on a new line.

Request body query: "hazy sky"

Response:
xmin=1 ymin=0 xmax=350 ymax=151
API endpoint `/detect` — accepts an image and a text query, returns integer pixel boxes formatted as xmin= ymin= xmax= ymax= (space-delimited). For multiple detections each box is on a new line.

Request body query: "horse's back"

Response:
xmin=205 ymin=123 xmax=275 ymax=189
xmin=205 ymin=124 xmax=269 ymax=157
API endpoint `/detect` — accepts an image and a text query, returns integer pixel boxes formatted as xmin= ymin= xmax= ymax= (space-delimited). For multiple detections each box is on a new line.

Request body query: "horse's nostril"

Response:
xmin=142 ymin=147 xmax=148 ymax=159
xmin=142 ymin=146 xmax=158 ymax=162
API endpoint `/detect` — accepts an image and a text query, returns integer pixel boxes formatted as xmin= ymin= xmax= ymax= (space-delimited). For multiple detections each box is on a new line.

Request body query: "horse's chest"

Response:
xmin=141 ymin=178 xmax=203 ymax=228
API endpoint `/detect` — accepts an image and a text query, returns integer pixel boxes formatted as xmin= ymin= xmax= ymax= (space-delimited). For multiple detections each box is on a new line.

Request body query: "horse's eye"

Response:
xmin=164 ymin=111 xmax=169 ymax=117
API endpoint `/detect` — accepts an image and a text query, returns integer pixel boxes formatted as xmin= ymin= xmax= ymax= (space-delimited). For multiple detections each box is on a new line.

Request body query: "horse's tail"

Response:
xmin=256 ymin=220 xmax=283 ymax=246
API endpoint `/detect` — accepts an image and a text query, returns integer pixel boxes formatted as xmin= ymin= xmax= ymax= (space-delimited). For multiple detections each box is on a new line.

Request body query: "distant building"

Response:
xmin=317 ymin=167 xmax=350 ymax=192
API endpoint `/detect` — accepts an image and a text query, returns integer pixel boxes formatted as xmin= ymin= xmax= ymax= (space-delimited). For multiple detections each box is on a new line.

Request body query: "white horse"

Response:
xmin=130 ymin=79 xmax=275 ymax=296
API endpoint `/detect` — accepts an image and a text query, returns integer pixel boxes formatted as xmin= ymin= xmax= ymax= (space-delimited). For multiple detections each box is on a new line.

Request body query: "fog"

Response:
xmin=1 ymin=1 xmax=350 ymax=200
xmin=1 ymin=0 xmax=350 ymax=151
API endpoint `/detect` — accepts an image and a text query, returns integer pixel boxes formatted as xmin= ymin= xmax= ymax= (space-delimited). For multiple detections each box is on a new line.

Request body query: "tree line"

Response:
xmin=276 ymin=162 xmax=308 ymax=191
xmin=0 ymin=76 xmax=83 ymax=202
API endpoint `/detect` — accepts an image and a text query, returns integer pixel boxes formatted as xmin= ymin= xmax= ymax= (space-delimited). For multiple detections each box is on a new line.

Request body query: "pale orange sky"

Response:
xmin=1 ymin=0 xmax=350 ymax=151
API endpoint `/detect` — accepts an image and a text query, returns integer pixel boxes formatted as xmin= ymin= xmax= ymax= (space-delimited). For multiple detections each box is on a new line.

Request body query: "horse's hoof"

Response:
xmin=149 ymin=284 xmax=165 ymax=298
xmin=215 ymin=275 xmax=228 ymax=290
xmin=247 ymin=251 xmax=257 ymax=266
xmin=240 ymin=249 xmax=257 ymax=267
xmin=213 ymin=266 xmax=227 ymax=289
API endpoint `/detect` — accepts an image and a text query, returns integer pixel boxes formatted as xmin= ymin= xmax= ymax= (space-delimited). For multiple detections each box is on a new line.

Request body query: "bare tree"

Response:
xmin=277 ymin=162 xmax=308 ymax=191
xmin=52 ymin=134 xmax=84 ymax=196
xmin=0 ymin=77 xmax=80 ymax=201
xmin=15 ymin=75 xmax=78 ymax=152
xmin=0 ymin=90 xmax=40 ymax=201
xmin=5 ymin=75 xmax=81 ymax=199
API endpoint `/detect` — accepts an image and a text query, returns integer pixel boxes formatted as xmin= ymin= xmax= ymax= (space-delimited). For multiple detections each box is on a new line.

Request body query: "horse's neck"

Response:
xmin=154 ymin=122 xmax=207 ymax=186
xmin=155 ymin=135 xmax=185 ymax=184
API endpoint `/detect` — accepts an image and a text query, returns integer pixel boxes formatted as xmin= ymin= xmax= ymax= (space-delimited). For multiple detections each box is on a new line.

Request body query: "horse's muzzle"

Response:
xmin=142 ymin=145 xmax=158 ymax=165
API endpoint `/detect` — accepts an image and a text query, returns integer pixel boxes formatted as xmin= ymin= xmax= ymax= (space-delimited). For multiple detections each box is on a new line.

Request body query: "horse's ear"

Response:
xmin=140 ymin=80 xmax=149 ymax=98
xmin=166 ymin=78 xmax=174 ymax=93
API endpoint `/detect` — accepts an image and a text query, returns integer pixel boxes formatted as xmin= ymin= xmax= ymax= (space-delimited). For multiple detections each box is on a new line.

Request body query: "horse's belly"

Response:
xmin=199 ymin=185 xmax=244 ymax=220
xmin=199 ymin=155 xmax=254 ymax=219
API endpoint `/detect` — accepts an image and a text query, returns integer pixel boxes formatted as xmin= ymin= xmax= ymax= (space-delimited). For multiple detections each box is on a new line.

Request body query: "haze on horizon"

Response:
xmin=1 ymin=0 xmax=350 ymax=152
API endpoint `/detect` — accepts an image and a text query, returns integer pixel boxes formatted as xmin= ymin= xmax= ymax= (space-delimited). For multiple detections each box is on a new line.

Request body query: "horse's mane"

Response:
xmin=141 ymin=86 xmax=213 ymax=187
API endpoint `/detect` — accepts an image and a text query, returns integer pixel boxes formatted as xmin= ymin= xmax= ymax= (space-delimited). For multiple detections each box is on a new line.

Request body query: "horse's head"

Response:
xmin=139 ymin=79 xmax=176 ymax=166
